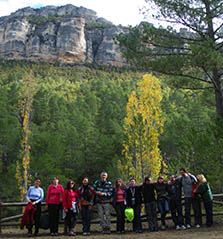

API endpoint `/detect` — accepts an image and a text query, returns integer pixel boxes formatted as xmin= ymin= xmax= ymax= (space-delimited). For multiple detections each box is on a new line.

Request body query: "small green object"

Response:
xmin=125 ymin=208 xmax=134 ymax=222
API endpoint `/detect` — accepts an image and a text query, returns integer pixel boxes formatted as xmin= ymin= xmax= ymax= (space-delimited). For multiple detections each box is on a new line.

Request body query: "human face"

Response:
xmin=101 ymin=173 xmax=107 ymax=182
xmin=130 ymin=179 xmax=136 ymax=186
xmin=70 ymin=181 xmax=75 ymax=188
xmin=53 ymin=177 xmax=59 ymax=186
xmin=180 ymin=170 xmax=186 ymax=177
xmin=158 ymin=177 xmax=164 ymax=184
xmin=117 ymin=179 xmax=122 ymax=187
xmin=34 ymin=179 xmax=40 ymax=188
xmin=146 ymin=178 xmax=152 ymax=184
xmin=170 ymin=175 xmax=175 ymax=182
xmin=82 ymin=178 xmax=88 ymax=186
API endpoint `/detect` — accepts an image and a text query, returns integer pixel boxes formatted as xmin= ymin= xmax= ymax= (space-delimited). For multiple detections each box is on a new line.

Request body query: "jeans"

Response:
xmin=97 ymin=203 xmax=111 ymax=230
xmin=184 ymin=197 xmax=192 ymax=225
xmin=81 ymin=205 xmax=92 ymax=233
xmin=114 ymin=202 xmax=125 ymax=232
xmin=169 ymin=199 xmax=184 ymax=226
xmin=65 ymin=209 xmax=77 ymax=231
xmin=28 ymin=202 xmax=41 ymax=234
xmin=192 ymin=197 xmax=202 ymax=225
xmin=204 ymin=200 xmax=213 ymax=226
xmin=145 ymin=201 xmax=158 ymax=231
xmin=132 ymin=204 xmax=142 ymax=232
xmin=48 ymin=204 xmax=60 ymax=233
xmin=158 ymin=199 xmax=169 ymax=226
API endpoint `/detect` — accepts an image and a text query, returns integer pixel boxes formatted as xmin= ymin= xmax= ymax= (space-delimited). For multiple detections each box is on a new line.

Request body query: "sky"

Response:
xmin=0 ymin=0 xmax=147 ymax=26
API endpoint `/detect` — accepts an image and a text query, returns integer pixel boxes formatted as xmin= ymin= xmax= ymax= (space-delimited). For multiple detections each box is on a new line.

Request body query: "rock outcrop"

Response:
xmin=0 ymin=5 xmax=127 ymax=66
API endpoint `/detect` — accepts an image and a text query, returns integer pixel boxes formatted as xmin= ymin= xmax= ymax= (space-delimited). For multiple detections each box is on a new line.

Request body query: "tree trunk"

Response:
xmin=214 ymin=75 xmax=223 ymax=118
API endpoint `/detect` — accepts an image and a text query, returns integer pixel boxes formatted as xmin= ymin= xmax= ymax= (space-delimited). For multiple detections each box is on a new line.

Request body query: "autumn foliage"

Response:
xmin=119 ymin=73 xmax=165 ymax=182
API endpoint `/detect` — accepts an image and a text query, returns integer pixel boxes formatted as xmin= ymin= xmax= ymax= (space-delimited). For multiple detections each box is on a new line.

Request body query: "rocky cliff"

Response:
xmin=0 ymin=5 xmax=127 ymax=65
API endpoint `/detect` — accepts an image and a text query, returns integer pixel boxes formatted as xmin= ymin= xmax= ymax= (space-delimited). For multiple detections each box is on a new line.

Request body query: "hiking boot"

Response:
xmin=186 ymin=224 xmax=191 ymax=229
xmin=176 ymin=225 xmax=181 ymax=230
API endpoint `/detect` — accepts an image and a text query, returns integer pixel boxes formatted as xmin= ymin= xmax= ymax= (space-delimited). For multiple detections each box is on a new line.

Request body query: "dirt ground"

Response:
xmin=1 ymin=218 xmax=223 ymax=239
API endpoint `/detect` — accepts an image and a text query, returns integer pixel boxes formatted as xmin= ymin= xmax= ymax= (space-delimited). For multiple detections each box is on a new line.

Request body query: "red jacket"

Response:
xmin=63 ymin=189 xmax=79 ymax=210
xmin=46 ymin=184 xmax=64 ymax=206
xmin=192 ymin=183 xmax=198 ymax=197
xmin=20 ymin=202 xmax=36 ymax=229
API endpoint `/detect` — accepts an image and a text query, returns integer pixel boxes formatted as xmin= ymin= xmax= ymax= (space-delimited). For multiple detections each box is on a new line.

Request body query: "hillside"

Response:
xmin=0 ymin=5 xmax=127 ymax=65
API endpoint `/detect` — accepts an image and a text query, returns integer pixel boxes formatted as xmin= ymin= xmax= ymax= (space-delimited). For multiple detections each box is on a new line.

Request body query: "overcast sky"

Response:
xmin=0 ymin=0 xmax=146 ymax=26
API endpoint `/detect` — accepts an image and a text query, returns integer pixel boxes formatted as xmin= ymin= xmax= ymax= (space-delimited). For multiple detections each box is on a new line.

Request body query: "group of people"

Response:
xmin=22 ymin=168 xmax=213 ymax=237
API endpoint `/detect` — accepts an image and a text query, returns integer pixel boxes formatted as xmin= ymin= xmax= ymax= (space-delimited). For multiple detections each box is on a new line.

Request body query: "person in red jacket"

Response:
xmin=46 ymin=176 xmax=64 ymax=236
xmin=63 ymin=180 xmax=79 ymax=236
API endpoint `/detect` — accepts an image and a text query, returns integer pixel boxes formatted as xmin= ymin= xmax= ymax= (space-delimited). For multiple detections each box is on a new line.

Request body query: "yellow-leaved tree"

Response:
xmin=16 ymin=71 xmax=36 ymax=201
xmin=118 ymin=73 xmax=165 ymax=182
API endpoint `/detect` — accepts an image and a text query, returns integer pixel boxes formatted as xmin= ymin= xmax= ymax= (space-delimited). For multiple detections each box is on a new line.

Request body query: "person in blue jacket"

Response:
xmin=26 ymin=178 xmax=44 ymax=237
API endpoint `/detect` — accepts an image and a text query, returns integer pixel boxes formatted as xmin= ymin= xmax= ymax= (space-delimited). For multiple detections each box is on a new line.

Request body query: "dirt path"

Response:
xmin=1 ymin=218 xmax=223 ymax=239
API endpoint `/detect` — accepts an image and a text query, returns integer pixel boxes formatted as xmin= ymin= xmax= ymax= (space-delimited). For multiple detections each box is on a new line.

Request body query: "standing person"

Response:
xmin=126 ymin=178 xmax=142 ymax=233
xmin=192 ymin=181 xmax=202 ymax=228
xmin=46 ymin=176 xmax=64 ymax=236
xmin=142 ymin=177 xmax=158 ymax=232
xmin=26 ymin=178 xmax=44 ymax=237
xmin=154 ymin=176 xmax=169 ymax=230
xmin=63 ymin=180 xmax=79 ymax=236
xmin=195 ymin=174 xmax=213 ymax=227
xmin=78 ymin=177 xmax=94 ymax=236
xmin=167 ymin=175 xmax=185 ymax=230
xmin=112 ymin=179 xmax=127 ymax=234
xmin=179 ymin=167 xmax=197 ymax=229
xmin=93 ymin=172 xmax=113 ymax=234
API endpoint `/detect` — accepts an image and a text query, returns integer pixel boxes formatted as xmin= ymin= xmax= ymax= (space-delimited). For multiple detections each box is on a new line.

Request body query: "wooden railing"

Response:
xmin=0 ymin=194 xmax=223 ymax=234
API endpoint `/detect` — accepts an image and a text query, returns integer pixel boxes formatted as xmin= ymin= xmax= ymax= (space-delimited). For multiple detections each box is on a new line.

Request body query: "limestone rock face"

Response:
xmin=0 ymin=5 xmax=127 ymax=66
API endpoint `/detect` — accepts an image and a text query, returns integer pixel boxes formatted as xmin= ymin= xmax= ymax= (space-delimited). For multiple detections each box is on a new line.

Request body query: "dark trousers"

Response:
xmin=158 ymin=199 xmax=169 ymax=226
xmin=48 ymin=204 xmax=60 ymax=233
xmin=28 ymin=202 xmax=41 ymax=233
xmin=184 ymin=197 xmax=192 ymax=225
xmin=169 ymin=199 xmax=184 ymax=226
xmin=114 ymin=202 xmax=125 ymax=232
xmin=65 ymin=209 xmax=77 ymax=231
xmin=192 ymin=197 xmax=202 ymax=225
xmin=145 ymin=201 xmax=158 ymax=231
xmin=81 ymin=205 xmax=92 ymax=233
xmin=204 ymin=200 xmax=213 ymax=226
xmin=132 ymin=204 xmax=142 ymax=231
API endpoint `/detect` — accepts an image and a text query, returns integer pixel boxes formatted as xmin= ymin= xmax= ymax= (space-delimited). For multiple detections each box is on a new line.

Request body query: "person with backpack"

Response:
xmin=195 ymin=174 xmax=213 ymax=227
xmin=78 ymin=177 xmax=94 ymax=236
xmin=167 ymin=175 xmax=185 ymax=230
xmin=93 ymin=172 xmax=113 ymax=234
xmin=142 ymin=177 xmax=158 ymax=232
xmin=154 ymin=176 xmax=169 ymax=230
xmin=179 ymin=168 xmax=197 ymax=229
xmin=126 ymin=178 xmax=143 ymax=233
xmin=112 ymin=179 xmax=127 ymax=234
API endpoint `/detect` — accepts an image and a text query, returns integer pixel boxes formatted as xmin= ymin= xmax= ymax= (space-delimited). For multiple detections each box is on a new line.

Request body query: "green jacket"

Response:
xmin=195 ymin=182 xmax=213 ymax=203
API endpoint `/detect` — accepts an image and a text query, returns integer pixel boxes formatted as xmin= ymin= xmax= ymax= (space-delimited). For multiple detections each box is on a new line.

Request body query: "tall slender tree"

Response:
xmin=16 ymin=71 xmax=36 ymax=201
xmin=119 ymin=74 xmax=165 ymax=182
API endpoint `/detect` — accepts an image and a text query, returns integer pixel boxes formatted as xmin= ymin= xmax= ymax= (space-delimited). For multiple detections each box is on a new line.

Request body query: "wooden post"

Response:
xmin=0 ymin=202 xmax=2 ymax=234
